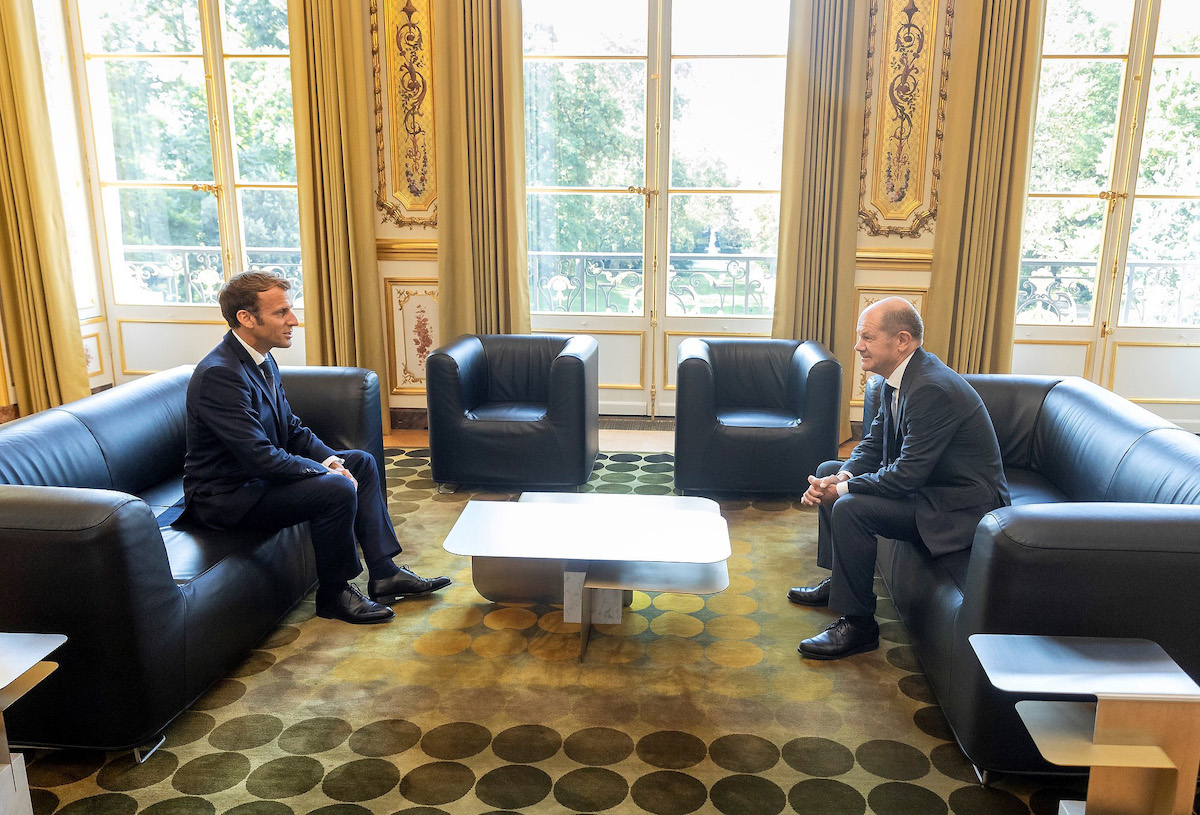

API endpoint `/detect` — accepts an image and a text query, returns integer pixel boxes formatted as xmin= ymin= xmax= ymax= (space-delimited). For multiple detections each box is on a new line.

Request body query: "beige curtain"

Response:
xmin=434 ymin=0 xmax=530 ymax=339
xmin=926 ymin=0 xmax=1045 ymax=373
xmin=288 ymin=0 xmax=388 ymax=391
xmin=772 ymin=0 xmax=869 ymax=440
xmin=0 ymin=0 xmax=88 ymax=414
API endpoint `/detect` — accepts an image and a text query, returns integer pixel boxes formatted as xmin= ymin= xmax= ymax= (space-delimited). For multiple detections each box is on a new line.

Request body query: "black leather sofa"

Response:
xmin=675 ymin=338 xmax=841 ymax=494
xmin=867 ymin=374 xmax=1200 ymax=777
xmin=0 ymin=365 xmax=385 ymax=752
xmin=426 ymin=334 xmax=599 ymax=489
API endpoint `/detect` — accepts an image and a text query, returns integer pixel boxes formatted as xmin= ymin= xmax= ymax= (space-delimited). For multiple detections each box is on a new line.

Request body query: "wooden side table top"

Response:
xmin=969 ymin=634 xmax=1200 ymax=700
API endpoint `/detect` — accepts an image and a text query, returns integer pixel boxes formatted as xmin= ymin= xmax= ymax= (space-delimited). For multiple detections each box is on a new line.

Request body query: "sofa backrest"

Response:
xmin=1031 ymin=377 xmax=1177 ymax=502
xmin=1106 ymin=427 xmax=1200 ymax=504
xmin=480 ymin=334 xmax=570 ymax=404
xmin=963 ymin=374 xmax=1060 ymax=469
xmin=60 ymin=367 xmax=191 ymax=495
xmin=0 ymin=367 xmax=191 ymax=495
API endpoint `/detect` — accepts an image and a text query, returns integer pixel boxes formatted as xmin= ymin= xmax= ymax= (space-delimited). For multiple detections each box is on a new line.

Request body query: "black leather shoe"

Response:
xmin=798 ymin=616 xmax=879 ymax=660
xmin=787 ymin=577 xmax=831 ymax=606
xmin=368 ymin=566 xmax=451 ymax=603
xmin=315 ymin=584 xmax=394 ymax=624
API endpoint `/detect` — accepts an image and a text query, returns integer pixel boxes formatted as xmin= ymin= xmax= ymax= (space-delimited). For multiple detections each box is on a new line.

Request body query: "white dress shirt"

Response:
xmin=835 ymin=350 xmax=917 ymax=495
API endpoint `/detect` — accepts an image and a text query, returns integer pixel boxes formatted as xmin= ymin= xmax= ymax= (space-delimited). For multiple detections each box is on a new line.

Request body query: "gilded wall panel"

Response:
xmin=373 ymin=0 xmax=438 ymax=228
xmin=386 ymin=278 xmax=440 ymax=394
xmin=859 ymin=0 xmax=953 ymax=237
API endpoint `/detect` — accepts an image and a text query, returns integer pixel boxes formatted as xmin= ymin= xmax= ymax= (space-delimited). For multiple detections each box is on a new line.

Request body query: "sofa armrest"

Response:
xmin=0 ymin=485 xmax=187 ymax=749
xmin=548 ymin=335 xmax=599 ymax=425
xmin=791 ymin=342 xmax=841 ymax=458
xmin=280 ymin=366 xmax=386 ymax=493
xmin=959 ymin=502 xmax=1200 ymax=675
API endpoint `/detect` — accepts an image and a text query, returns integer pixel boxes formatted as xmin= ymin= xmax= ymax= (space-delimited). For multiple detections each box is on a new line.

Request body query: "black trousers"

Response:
xmin=235 ymin=450 xmax=401 ymax=588
xmin=814 ymin=459 xmax=921 ymax=619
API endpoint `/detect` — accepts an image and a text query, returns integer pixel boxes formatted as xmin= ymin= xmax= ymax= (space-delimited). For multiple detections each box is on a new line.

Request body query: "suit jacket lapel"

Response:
xmin=225 ymin=333 xmax=284 ymax=442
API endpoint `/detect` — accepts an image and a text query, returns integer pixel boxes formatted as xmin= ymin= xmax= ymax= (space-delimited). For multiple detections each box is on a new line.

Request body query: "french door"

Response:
xmin=523 ymin=0 xmax=789 ymax=415
xmin=1012 ymin=0 xmax=1200 ymax=431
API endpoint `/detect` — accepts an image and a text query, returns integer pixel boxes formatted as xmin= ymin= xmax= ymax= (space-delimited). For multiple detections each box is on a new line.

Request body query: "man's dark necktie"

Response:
xmin=882 ymin=382 xmax=898 ymax=464
xmin=259 ymin=360 xmax=276 ymax=399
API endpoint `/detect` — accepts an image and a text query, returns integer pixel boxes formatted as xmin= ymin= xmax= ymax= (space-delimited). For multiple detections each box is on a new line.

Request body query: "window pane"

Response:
xmin=1027 ymin=60 xmax=1122 ymax=194
xmin=108 ymin=187 xmax=222 ymax=305
xmin=1121 ymin=199 xmax=1200 ymax=326
xmin=1137 ymin=59 xmax=1200 ymax=194
xmin=527 ymin=193 xmax=644 ymax=314
xmin=1017 ymin=198 xmax=1106 ymax=324
xmin=228 ymin=59 xmax=296 ymax=182
xmin=1155 ymin=0 xmax=1200 ymax=54
xmin=670 ymin=59 xmax=785 ymax=189
xmin=91 ymin=58 xmax=213 ymax=181
xmin=1041 ymin=0 xmax=1134 ymax=55
xmin=672 ymin=0 xmax=789 ymax=55
xmin=240 ymin=188 xmax=303 ymax=300
xmin=221 ymin=0 xmax=288 ymax=53
xmin=525 ymin=60 xmax=645 ymax=187
xmin=523 ymin=0 xmax=647 ymax=55
xmin=666 ymin=193 xmax=777 ymax=317
xmin=79 ymin=0 xmax=201 ymax=53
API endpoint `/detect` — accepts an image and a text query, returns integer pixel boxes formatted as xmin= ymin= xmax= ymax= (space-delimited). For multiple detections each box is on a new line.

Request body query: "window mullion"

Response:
xmin=199 ymin=0 xmax=242 ymax=278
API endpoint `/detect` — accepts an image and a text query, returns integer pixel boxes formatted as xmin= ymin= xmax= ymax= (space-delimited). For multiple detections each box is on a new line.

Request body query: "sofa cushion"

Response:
xmin=139 ymin=476 xmax=184 ymax=518
xmin=61 ymin=367 xmax=190 ymax=496
xmin=717 ymin=408 xmax=798 ymax=428
xmin=1004 ymin=467 xmax=1069 ymax=506
xmin=708 ymin=339 xmax=800 ymax=410
xmin=963 ymin=374 xmax=1060 ymax=469
xmin=0 ymin=410 xmax=110 ymax=489
xmin=1032 ymin=377 xmax=1175 ymax=501
xmin=482 ymin=335 xmax=568 ymax=403
xmin=1106 ymin=427 xmax=1200 ymax=504
xmin=468 ymin=402 xmax=548 ymax=422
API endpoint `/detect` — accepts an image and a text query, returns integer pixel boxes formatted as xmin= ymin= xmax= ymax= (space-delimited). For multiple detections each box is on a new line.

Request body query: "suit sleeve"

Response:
xmin=195 ymin=365 xmax=332 ymax=481
xmin=279 ymin=393 xmax=337 ymax=463
xmin=843 ymin=402 xmax=885 ymax=475
xmin=847 ymin=380 xmax=962 ymax=499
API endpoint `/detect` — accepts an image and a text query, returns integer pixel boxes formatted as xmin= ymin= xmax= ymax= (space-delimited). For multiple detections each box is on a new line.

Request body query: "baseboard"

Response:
xmin=391 ymin=407 xmax=428 ymax=430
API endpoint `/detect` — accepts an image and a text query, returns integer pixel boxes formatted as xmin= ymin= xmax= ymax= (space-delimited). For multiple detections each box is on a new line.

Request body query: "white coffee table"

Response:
xmin=443 ymin=492 xmax=731 ymax=657
xmin=2 ymin=633 xmax=66 ymax=815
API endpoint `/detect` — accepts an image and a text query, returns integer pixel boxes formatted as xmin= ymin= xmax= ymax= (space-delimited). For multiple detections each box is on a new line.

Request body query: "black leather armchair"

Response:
xmin=674 ymin=337 xmax=842 ymax=494
xmin=426 ymin=334 xmax=599 ymax=489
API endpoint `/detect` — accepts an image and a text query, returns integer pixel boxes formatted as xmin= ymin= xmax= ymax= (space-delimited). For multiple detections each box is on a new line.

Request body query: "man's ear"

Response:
xmin=236 ymin=309 xmax=257 ymax=329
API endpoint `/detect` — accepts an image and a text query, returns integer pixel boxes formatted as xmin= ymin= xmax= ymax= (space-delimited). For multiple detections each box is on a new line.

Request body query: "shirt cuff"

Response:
xmin=835 ymin=472 xmax=851 ymax=496
xmin=322 ymin=455 xmax=345 ymax=469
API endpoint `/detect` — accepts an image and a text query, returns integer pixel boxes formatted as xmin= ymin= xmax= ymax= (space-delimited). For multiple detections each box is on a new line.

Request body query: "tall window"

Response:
xmin=1017 ymin=0 xmax=1199 ymax=329
xmin=76 ymin=0 xmax=301 ymax=306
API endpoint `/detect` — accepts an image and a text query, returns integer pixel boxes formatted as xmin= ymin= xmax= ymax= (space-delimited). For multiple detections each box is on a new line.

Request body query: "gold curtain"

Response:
xmin=772 ymin=0 xmax=869 ymax=440
xmin=0 ymin=0 xmax=88 ymax=414
xmin=433 ymin=0 xmax=530 ymax=340
xmin=288 ymin=0 xmax=388 ymax=389
xmin=926 ymin=0 xmax=1045 ymax=373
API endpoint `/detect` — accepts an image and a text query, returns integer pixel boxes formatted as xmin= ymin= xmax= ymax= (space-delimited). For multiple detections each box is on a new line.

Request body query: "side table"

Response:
xmin=1 ymin=633 xmax=66 ymax=815
xmin=970 ymin=634 xmax=1200 ymax=815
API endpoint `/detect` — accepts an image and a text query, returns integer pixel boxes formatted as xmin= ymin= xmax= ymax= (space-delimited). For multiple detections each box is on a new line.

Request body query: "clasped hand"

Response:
xmin=800 ymin=474 xmax=840 ymax=507
xmin=328 ymin=460 xmax=358 ymax=488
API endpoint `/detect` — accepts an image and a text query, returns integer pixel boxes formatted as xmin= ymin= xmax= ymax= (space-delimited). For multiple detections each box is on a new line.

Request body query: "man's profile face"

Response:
xmin=239 ymin=286 xmax=297 ymax=354
xmin=855 ymin=306 xmax=909 ymax=378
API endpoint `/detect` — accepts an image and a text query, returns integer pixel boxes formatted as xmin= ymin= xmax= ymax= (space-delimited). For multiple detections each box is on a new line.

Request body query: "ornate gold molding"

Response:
xmin=385 ymin=278 xmax=439 ymax=394
xmin=859 ymin=0 xmax=954 ymax=238
xmin=372 ymin=0 xmax=438 ymax=229
xmin=855 ymin=249 xmax=933 ymax=271
xmin=377 ymin=238 xmax=438 ymax=261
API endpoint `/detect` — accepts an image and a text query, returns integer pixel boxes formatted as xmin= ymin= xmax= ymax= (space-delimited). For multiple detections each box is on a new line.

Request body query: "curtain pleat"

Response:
xmin=288 ymin=0 xmax=387 ymax=401
xmin=926 ymin=0 xmax=1044 ymax=373
xmin=772 ymin=0 xmax=868 ymax=439
xmin=435 ymin=0 xmax=530 ymax=340
xmin=0 ymin=0 xmax=88 ymax=415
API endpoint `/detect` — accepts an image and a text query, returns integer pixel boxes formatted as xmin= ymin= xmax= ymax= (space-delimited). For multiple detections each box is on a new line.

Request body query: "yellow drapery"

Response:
xmin=433 ymin=0 xmax=530 ymax=340
xmin=0 ymin=0 xmax=88 ymax=414
xmin=772 ymin=0 xmax=869 ymax=440
xmin=926 ymin=0 xmax=1045 ymax=373
xmin=288 ymin=0 xmax=389 ymax=403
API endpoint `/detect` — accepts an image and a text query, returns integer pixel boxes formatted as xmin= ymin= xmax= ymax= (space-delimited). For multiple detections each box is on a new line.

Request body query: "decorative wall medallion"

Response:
xmin=859 ymin=0 xmax=953 ymax=237
xmin=373 ymin=0 xmax=438 ymax=228
xmin=850 ymin=287 xmax=927 ymax=405
xmin=386 ymin=278 xmax=440 ymax=394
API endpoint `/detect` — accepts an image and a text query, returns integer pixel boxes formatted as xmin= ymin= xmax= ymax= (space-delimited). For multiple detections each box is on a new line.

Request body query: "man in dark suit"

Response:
xmin=182 ymin=271 xmax=449 ymax=624
xmin=789 ymin=297 xmax=1008 ymax=659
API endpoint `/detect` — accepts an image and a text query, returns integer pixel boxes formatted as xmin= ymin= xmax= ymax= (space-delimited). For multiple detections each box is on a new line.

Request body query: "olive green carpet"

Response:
xmin=22 ymin=450 xmax=1092 ymax=815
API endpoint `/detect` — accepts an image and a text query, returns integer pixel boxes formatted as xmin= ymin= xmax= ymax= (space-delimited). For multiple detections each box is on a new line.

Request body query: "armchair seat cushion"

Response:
xmin=717 ymin=408 xmax=800 ymax=429
xmin=1004 ymin=467 xmax=1068 ymax=506
xmin=468 ymin=402 xmax=548 ymax=422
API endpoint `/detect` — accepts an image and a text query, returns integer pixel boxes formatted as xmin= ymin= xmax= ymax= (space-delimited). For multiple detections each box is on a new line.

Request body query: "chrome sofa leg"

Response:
xmin=436 ymin=483 xmax=459 ymax=494
xmin=973 ymin=764 xmax=991 ymax=787
xmin=134 ymin=734 xmax=166 ymax=764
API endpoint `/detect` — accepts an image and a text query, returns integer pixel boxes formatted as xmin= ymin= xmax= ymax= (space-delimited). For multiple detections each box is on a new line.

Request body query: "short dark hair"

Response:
xmin=878 ymin=297 xmax=924 ymax=343
xmin=218 ymin=271 xmax=291 ymax=328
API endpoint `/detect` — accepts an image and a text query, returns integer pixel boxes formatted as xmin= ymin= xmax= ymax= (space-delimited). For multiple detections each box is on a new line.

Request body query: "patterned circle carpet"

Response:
xmin=22 ymin=451 xmax=1092 ymax=814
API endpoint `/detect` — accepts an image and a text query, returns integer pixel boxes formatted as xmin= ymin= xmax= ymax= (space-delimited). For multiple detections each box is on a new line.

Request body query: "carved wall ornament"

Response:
xmin=859 ymin=0 xmax=954 ymax=238
xmin=385 ymin=278 xmax=440 ymax=394
xmin=372 ymin=0 xmax=438 ymax=228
